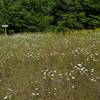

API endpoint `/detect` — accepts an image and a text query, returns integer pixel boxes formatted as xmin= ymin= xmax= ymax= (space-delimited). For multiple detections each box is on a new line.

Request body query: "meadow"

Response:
xmin=0 ymin=31 xmax=100 ymax=100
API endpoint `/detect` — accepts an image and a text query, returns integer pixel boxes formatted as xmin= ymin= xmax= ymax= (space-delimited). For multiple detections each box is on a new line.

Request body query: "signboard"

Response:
xmin=2 ymin=25 xmax=9 ymax=28
xmin=1 ymin=24 xmax=9 ymax=35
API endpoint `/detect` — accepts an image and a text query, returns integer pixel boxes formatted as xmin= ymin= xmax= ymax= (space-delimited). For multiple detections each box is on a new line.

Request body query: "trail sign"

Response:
xmin=2 ymin=25 xmax=9 ymax=28
xmin=2 ymin=24 xmax=9 ymax=35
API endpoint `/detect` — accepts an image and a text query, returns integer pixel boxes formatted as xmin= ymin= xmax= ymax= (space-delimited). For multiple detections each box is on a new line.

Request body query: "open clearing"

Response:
xmin=0 ymin=32 xmax=100 ymax=100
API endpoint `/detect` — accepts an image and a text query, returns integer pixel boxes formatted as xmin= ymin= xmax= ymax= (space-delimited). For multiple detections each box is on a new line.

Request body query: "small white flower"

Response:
xmin=90 ymin=79 xmax=96 ymax=82
xmin=95 ymin=53 xmax=98 ymax=55
xmin=54 ymin=92 xmax=57 ymax=95
xmin=54 ymin=70 xmax=57 ymax=73
xmin=80 ymin=67 xmax=85 ymax=71
xmin=8 ymin=88 xmax=13 ymax=92
xmin=91 ymin=73 xmax=94 ymax=75
xmin=66 ymin=78 xmax=70 ymax=81
xmin=54 ymin=88 xmax=57 ymax=91
xmin=91 ymin=69 xmax=94 ymax=72
xmin=74 ymin=66 xmax=77 ymax=68
xmin=85 ymin=69 xmax=88 ymax=72
xmin=51 ymin=74 xmax=54 ymax=77
xmin=77 ymin=64 xmax=82 ymax=67
xmin=43 ymin=72 xmax=46 ymax=76
xmin=35 ymin=88 xmax=39 ymax=91
xmin=4 ymin=96 xmax=8 ymax=100
xmin=75 ymin=49 xmax=78 ymax=52
xmin=62 ymin=53 xmax=65 ymax=56
xmin=49 ymin=70 xmax=52 ymax=74
xmin=32 ymin=93 xmax=35 ymax=96
xmin=72 ymin=86 xmax=75 ymax=89
xmin=36 ymin=93 xmax=40 ymax=96
xmin=59 ymin=73 xmax=63 ymax=76
xmin=72 ymin=76 xmax=75 ymax=79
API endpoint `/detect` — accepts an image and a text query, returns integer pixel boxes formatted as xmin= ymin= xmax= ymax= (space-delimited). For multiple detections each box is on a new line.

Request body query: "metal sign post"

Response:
xmin=2 ymin=25 xmax=9 ymax=35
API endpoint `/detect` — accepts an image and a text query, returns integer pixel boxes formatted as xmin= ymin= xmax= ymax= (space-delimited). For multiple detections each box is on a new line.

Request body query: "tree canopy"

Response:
xmin=0 ymin=0 xmax=100 ymax=33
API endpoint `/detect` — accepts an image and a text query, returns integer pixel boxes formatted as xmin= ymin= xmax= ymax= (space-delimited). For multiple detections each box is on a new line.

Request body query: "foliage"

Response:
xmin=0 ymin=0 xmax=100 ymax=33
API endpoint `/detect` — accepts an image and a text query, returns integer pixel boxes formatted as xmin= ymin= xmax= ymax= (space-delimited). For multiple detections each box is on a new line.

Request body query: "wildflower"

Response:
xmin=66 ymin=78 xmax=70 ymax=81
xmin=72 ymin=86 xmax=75 ymax=89
xmin=77 ymin=64 xmax=82 ymax=67
xmin=36 ymin=93 xmax=40 ymax=96
xmin=8 ymin=88 xmax=13 ymax=92
xmin=4 ymin=96 xmax=8 ymax=100
xmin=59 ymin=73 xmax=63 ymax=78
xmin=72 ymin=76 xmax=75 ymax=79
xmin=54 ymin=70 xmax=57 ymax=73
xmin=95 ymin=53 xmax=98 ymax=55
xmin=62 ymin=53 xmax=65 ymax=56
xmin=74 ymin=66 xmax=77 ymax=69
xmin=32 ymin=93 xmax=35 ymax=96
xmin=80 ymin=67 xmax=85 ymax=71
xmin=35 ymin=88 xmax=39 ymax=91
xmin=59 ymin=73 xmax=63 ymax=76
xmin=91 ymin=69 xmax=94 ymax=72
xmin=54 ymin=93 xmax=57 ymax=95
xmin=43 ymin=72 xmax=46 ymax=76
xmin=54 ymin=88 xmax=57 ymax=91
xmin=90 ymin=79 xmax=96 ymax=82
xmin=49 ymin=70 xmax=53 ymax=74
xmin=75 ymin=49 xmax=78 ymax=52
xmin=85 ymin=69 xmax=88 ymax=72
xmin=69 ymin=71 xmax=73 ymax=76
xmin=51 ymin=74 xmax=54 ymax=77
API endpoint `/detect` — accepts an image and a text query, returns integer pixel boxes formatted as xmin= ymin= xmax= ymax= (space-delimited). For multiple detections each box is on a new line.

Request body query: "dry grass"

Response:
xmin=0 ymin=32 xmax=100 ymax=100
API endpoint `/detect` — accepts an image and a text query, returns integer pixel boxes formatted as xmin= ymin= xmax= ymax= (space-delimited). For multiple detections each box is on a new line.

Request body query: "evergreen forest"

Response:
xmin=0 ymin=0 xmax=100 ymax=33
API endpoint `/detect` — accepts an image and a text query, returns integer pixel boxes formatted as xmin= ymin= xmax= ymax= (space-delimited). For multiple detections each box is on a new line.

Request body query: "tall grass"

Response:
xmin=0 ymin=32 xmax=100 ymax=100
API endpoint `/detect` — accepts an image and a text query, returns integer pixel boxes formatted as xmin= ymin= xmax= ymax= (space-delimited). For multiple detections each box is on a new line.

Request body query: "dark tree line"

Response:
xmin=0 ymin=0 xmax=100 ymax=33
